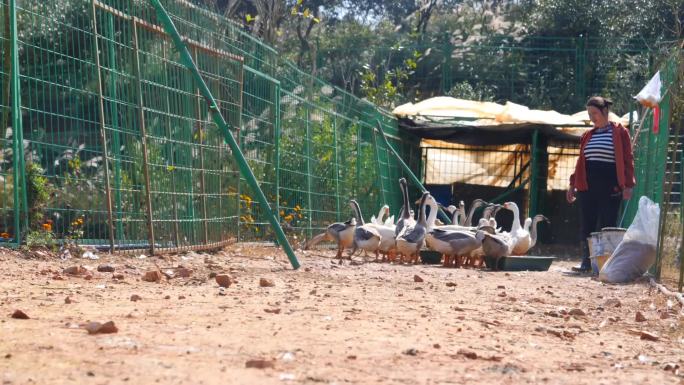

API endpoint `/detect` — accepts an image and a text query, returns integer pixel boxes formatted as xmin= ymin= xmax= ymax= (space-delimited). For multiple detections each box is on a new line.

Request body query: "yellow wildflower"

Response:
xmin=284 ymin=214 xmax=294 ymax=222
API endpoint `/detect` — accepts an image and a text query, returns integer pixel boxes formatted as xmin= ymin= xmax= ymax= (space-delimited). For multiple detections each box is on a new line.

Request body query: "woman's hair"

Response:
xmin=586 ymin=96 xmax=613 ymax=111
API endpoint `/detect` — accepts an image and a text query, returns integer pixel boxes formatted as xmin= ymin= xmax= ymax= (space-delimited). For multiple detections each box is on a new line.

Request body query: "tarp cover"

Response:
xmin=393 ymin=97 xmax=633 ymax=145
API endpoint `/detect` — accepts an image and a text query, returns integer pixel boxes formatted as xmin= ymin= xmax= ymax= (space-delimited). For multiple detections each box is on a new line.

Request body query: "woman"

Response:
xmin=567 ymin=96 xmax=635 ymax=272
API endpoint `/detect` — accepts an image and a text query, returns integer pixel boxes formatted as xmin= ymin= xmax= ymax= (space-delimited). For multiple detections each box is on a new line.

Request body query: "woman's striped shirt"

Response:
xmin=584 ymin=129 xmax=615 ymax=163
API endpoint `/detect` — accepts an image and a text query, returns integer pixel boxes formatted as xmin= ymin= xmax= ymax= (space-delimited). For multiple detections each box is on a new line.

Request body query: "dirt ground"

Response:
xmin=1 ymin=244 xmax=683 ymax=385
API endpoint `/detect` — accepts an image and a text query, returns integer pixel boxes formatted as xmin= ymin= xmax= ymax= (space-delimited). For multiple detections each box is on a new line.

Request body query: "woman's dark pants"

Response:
xmin=577 ymin=161 xmax=622 ymax=267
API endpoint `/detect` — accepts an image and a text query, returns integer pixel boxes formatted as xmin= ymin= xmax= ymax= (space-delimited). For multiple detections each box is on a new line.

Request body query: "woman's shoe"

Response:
xmin=571 ymin=258 xmax=592 ymax=273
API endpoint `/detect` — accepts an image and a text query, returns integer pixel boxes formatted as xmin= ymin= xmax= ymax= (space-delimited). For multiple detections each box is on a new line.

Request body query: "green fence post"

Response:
xmin=106 ymin=12 xmax=125 ymax=242
xmin=374 ymin=120 xmax=451 ymax=224
xmin=274 ymin=82 xmax=281 ymax=245
xmin=90 ymin=0 xmax=117 ymax=252
xmin=371 ymin=125 xmax=387 ymax=205
xmin=304 ymin=104 xmax=313 ymax=238
xmin=9 ymin=0 xmax=27 ymax=245
xmin=528 ymin=129 xmax=539 ymax=217
xmin=332 ymin=115 xmax=341 ymax=222
xmin=148 ymin=0 xmax=300 ymax=269
xmin=131 ymin=20 xmax=156 ymax=254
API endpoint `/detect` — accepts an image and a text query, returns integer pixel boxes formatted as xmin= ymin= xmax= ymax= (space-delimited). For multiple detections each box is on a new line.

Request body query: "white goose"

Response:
xmin=522 ymin=214 xmax=550 ymax=253
xmin=370 ymin=205 xmax=390 ymax=226
xmin=502 ymin=201 xmax=531 ymax=256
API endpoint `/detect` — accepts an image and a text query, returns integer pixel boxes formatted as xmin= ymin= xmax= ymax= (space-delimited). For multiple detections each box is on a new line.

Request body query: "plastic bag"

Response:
xmin=599 ymin=196 xmax=660 ymax=283
xmin=634 ymin=71 xmax=662 ymax=108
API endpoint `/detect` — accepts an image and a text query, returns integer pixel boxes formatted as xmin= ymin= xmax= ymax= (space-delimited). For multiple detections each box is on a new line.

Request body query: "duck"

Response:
xmin=304 ymin=217 xmax=357 ymax=261
xmin=395 ymin=178 xmax=415 ymax=238
xmin=396 ymin=192 xmax=430 ymax=264
xmin=349 ymin=200 xmax=382 ymax=259
xmin=424 ymin=195 xmax=484 ymax=268
xmin=462 ymin=198 xmax=487 ymax=226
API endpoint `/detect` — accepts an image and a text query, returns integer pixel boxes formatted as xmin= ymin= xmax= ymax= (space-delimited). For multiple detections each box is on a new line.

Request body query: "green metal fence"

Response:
xmin=0 ymin=0 xmax=422 ymax=253
xmin=623 ymin=47 xmax=683 ymax=290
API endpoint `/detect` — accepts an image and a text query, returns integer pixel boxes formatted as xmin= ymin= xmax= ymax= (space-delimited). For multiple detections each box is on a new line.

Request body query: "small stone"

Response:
xmin=11 ymin=310 xmax=29 ymax=319
xmin=445 ymin=282 xmax=457 ymax=287
xmin=142 ymin=270 xmax=163 ymax=282
xmin=65 ymin=297 xmax=73 ymax=304
xmin=569 ymin=308 xmax=586 ymax=317
xmin=113 ymin=273 xmax=124 ymax=280
xmin=84 ymin=321 xmax=118 ymax=334
xmin=209 ymin=272 xmax=217 ymax=278
xmin=130 ymin=294 xmax=142 ymax=302
xmin=413 ymin=275 xmax=424 ymax=283
xmin=403 ymin=348 xmax=418 ymax=356
xmin=663 ymin=363 xmax=680 ymax=372
xmin=260 ymin=278 xmax=275 ymax=287
xmin=497 ymin=285 xmax=506 ymax=289
xmin=660 ymin=311 xmax=669 ymax=320
xmin=433 ymin=343 xmax=441 ymax=349
xmin=84 ymin=274 xmax=93 ymax=281
xmin=347 ymin=355 xmax=357 ymax=360
xmin=498 ymin=292 xmax=507 ymax=297
xmin=264 ymin=308 xmax=281 ymax=314
xmin=177 ymin=268 xmax=192 ymax=278
xmin=97 ymin=264 xmax=115 ymax=273
xmin=215 ymin=274 xmax=233 ymax=288
xmin=245 ymin=359 xmax=275 ymax=369
xmin=640 ymin=331 xmax=659 ymax=341
xmin=64 ymin=265 xmax=85 ymax=275
xmin=178 ymin=295 xmax=185 ymax=300
xmin=635 ymin=311 xmax=647 ymax=322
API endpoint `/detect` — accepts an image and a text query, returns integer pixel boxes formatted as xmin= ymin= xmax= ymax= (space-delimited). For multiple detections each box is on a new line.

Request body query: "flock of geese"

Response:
xmin=304 ymin=178 xmax=549 ymax=269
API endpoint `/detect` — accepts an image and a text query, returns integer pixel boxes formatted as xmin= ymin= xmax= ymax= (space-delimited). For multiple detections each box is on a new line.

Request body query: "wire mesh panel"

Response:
xmin=2 ymin=0 xmax=422 ymax=253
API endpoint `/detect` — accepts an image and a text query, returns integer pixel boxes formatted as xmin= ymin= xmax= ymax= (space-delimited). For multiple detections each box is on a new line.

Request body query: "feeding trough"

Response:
xmin=483 ymin=255 xmax=555 ymax=271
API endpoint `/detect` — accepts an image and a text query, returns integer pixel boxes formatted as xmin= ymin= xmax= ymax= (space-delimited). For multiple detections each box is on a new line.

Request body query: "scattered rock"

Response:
xmin=112 ymin=273 xmax=125 ymax=280
xmin=97 ymin=264 xmax=115 ymax=273
xmin=63 ymin=265 xmax=85 ymax=276
xmin=445 ymin=282 xmax=457 ymax=287
xmin=604 ymin=298 xmax=622 ymax=308
xmin=403 ymin=348 xmax=419 ymax=356
xmin=208 ymin=272 xmax=217 ymax=279
xmin=84 ymin=321 xmax=118 ymax=335
xmin=130 ymin=294 xmax=142 ymax=302
xmin=260 ymin=278 xmax=275 ymax=287
xmin=264 ymin=308 xmax=281 ymax=314
xmin=640 ymin=331 xmax=659 ymax=342
xmin=215 ymin=274 xmax=233 ymax=288
xmin=635 ymin=311 xmax=647 ymax=322
xmin=433 ymin=343 xmax=441 ymax=349
xmin=177 ymin=268 xmax=192 ymax=278
xmin=347 ymin=355 xmax=357 ymax=360
xmin=178 ymin=295 xmax=185 ymax=300
xmin=497 ymin=285 xmax=506 ymax=289
xmin=413 ymin=275 xmax=424 ymax=283
xmin=11 ymin=310 xmax=29 ymax=319
xmin=659 ymin=311 xmax=669 ymax=320
xmin=663 ymin=363 xmax=680 ymax=372
xmin=568 ymin=308 xmax=586 ymax=317
xmin=457 ymin=349 xmax=478 ymax=359
xmin=497 ymin=292 xmax=507 ymax=297
xmin=84 ymin=274 xmax=93 ymax=281
xmin=245 ymin=359 xmax=275 ymax=369
xmin=142 ymin=270 xmax=163 ymax=282
xmin=65 ymin=297 xmax=73 ymax=304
